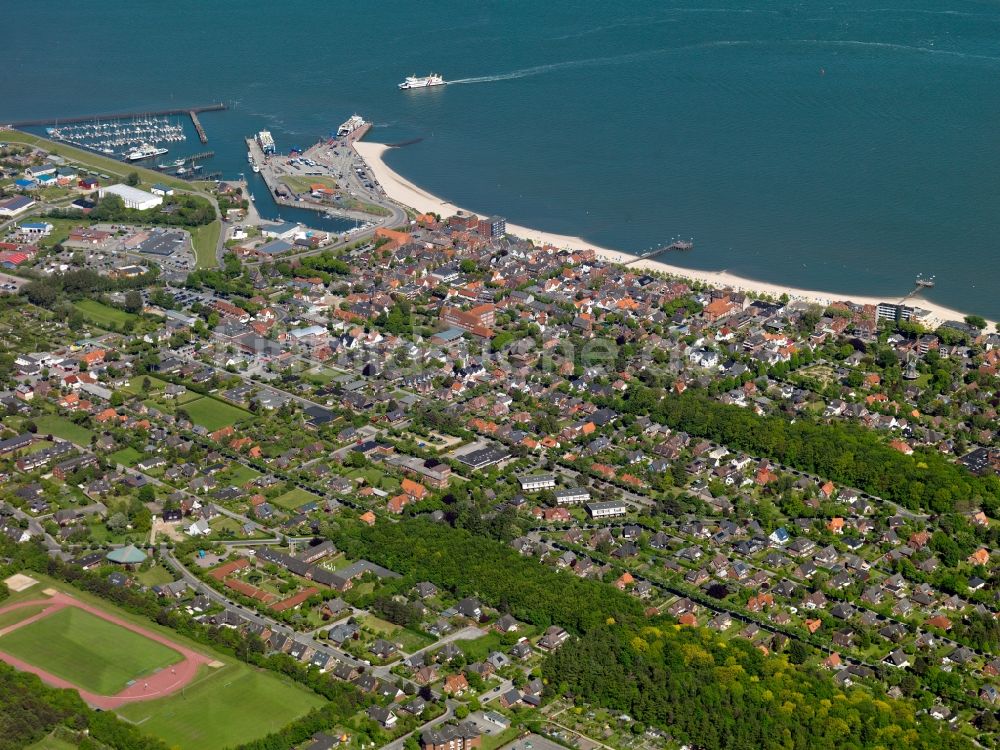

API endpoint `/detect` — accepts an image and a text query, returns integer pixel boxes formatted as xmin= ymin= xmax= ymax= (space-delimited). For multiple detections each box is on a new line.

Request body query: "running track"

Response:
xmin=0 ymin=591 xmax=212 ymax=709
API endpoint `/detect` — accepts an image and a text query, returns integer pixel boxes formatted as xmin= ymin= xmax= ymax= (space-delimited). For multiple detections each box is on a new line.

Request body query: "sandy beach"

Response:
xmin=354 ymin=141 xmax=991 ymax=329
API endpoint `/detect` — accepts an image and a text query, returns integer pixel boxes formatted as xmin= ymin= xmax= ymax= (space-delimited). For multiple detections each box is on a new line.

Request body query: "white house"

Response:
xmin=186 ymin=518 xmax=211 ymax=536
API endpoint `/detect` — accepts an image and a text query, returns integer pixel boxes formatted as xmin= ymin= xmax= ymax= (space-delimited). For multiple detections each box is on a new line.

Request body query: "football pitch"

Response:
xmin=116 ymin=662 xmax=326 ymax=748
xmin=0 ymin=606 xmax=182 ymax=695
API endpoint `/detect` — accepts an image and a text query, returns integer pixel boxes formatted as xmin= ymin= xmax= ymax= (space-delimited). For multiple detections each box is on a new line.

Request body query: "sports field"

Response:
xmin=182 ymin=395 xmax=251 ymax=431
xmin=116 ymin=662 xmax=326 ymax=749
xmin=0 ymin=578 xmax=324 ymax=748
xmin=0 ymin=605 xmax=183 ymax=695
xmin=0 ymin=602 xmax=47 ymax=630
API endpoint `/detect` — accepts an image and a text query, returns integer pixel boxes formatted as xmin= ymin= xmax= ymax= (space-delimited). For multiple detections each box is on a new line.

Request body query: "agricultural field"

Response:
xmin=0 ymin=606 xmax=183 ymax=694
xmin=73 ymin=300 xmax=136 ymax=328
xmin=180 ymin=395 xmax=251 ymax=431
xmin=32 ymin=415 xmax=94 ymax=445
xmin=116 ymin=661 xmax=326 ymax=749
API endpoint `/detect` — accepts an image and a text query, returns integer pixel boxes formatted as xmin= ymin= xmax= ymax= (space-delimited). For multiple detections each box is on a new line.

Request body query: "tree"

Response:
xmin=964 ymin=315 xmax=986 ymax=330
xmin=787 ymin=639 xmax=810 ymax=664
xmin=124 ymin=290 xmax=143 ymax=314
xmin=106 ymin=512 xmax=128 ymax=533
xmin=126 ymin=171 xmax=140 ymax=187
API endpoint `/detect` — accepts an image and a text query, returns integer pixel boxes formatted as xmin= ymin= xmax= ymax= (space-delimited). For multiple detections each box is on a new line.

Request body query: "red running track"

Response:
xmin=0 ymin=591 xmax=213 ymax=709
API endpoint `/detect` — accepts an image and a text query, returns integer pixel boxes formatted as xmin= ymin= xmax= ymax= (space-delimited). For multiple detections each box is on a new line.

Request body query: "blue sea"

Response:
xmin=5 ymin=1 xmax=1000 ymax=315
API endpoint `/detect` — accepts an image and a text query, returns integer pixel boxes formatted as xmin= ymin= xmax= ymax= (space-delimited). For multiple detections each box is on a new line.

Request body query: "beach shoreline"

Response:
xmin=354 ymin=140 xmax=992 ymax=329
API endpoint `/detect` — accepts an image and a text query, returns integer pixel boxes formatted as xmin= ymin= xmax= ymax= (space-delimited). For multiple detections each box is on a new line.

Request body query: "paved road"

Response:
xmin=161 ymin=548 xmax=368 ymax=670
xmin=380 ymin=700 xmax=457 ymax=750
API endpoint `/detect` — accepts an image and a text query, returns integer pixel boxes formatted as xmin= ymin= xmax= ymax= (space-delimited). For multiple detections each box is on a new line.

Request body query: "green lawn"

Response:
xmin=0 ymin=606 xmax=184 ymax=695
xmin=33 ymin=415 xmax=94 ymax=445
xmin=74 ymin=300 xmax=135 ymax=328
xmin=26 ymin=732 xmax=80 ymax=750
xmin=190 ymin=220 xmax=221 ymax=269
xmin=0 ymin=603 xmax=48 ymax=630
xmin=345 ymin=467 xmax=401 ymax=492
xmin=220 ymin=464 xmax=262 ymax=487
xmin=135 ymin=565 xmax=175 ymax=588
xmin=116 ymin=662 xmax=325 ymax=749
xmin=457 ymin=632 xmax=506 ymax=662
xmin=272 ymin=487 xmax=321 ymax=511
xmin=109 ymin=446 xmax=142 ymax=466
xmin=181 ymin=396 xmax=251 ymax=431
xmin=121 ymin=375 xmax=170 ymax=395
xmin=359 ymin=615 xmax=435 ymax=653
xmin=281 ymin=174 xmax=339 ymax=193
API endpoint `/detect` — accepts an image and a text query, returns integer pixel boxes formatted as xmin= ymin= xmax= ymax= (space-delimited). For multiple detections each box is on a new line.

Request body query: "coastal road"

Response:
xmin=239 ymin=136 xmax=409 ymax=267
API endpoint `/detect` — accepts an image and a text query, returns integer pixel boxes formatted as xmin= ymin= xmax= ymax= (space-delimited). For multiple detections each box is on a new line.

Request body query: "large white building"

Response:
xmin=586 ymin=501 xmax=628 ymax=519
xmin=554 ymin=487 xmax=591 ymax=506
xmin=518 ymin=474 xmax=556 ymax=492
xmin=98 ymin=184 xmax=163 ymax=211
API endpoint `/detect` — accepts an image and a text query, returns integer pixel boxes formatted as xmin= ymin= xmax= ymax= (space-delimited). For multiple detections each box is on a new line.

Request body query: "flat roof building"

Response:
xmin=98 ymin=184 xmax=163 ymax=211
xmin=586 ymin=500 xmax=628 ymax=518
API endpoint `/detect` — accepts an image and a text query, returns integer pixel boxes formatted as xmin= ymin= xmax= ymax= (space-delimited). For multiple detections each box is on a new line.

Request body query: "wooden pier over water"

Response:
xmin=5 ymin=103 xmax=226 ymax=128
xmin=622 ymin=239 xmax=695 ymax=265
xmin=189 ymin=111 xmax=209 ymax=143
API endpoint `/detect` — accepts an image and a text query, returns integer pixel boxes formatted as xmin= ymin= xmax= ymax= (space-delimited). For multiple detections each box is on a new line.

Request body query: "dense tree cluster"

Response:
xmin=337 ymin=518 xmax=979 ymax=750
xmin=608 ymin=386 xmax=1000 ymax=514
xmin=333 ymin=518 xmax=645 ymax=632
xmin=0 ymin=663 xmax=167 ymax=750
xmin=543 ymin=625 xmax=974 ymax=750
xmin=21 ymin=267 xmax=158 ymax=309
xmin=186 ymin=253 xmax=255 ymax=298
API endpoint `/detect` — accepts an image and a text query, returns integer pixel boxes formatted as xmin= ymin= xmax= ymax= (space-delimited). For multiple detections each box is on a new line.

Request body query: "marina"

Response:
xmin=45 ymin=116 xmax=185 ymax=158
xmin=19 ymin=104 xmax=226 ymax=165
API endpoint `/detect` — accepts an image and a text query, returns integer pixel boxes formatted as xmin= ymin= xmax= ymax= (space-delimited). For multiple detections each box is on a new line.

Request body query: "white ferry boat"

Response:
xmin=126 ymin=143 xmax=168 ymax=161
xmin=398 ymin=73 xmax=446 ymax=90
xmin=337 ymin=114 xmax=368 ymax=137
xmin=256 ymin=130 xmax=276 ymax=154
